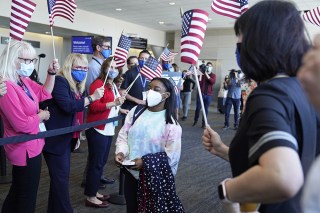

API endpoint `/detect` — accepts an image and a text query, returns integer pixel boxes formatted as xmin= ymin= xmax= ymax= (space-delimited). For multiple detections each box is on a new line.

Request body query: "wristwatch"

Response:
xmin=218 ymin=178 xmax=232 ymax=204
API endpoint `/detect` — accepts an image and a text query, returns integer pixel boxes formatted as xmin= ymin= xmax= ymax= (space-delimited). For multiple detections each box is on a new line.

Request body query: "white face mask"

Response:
xmin=207 ymin=66 xmax=213 ymax=73
xmin=146 ymin=89 xmax=164 ymax=107
xmin=17 ymin=62 xmax=34 ymax=77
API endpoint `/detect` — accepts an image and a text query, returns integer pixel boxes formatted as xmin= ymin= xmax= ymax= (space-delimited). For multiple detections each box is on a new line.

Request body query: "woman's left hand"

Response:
xmin=48 ymin=59 xmax=60 ymax=74
xmin=115 ymin=96 xmax=125 ymax=105
xmin=130 ymin=158 xmax=143 ymax=170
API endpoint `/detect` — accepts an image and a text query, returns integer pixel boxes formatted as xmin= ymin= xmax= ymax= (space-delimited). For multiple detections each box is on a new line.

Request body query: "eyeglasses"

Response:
xmin=100 ymin=45 xmax=111 ymax=50
xmin=72 ymin=66 xmax=88 ymax=71
xmin=18 ymin=57 xmax=38 ymax=65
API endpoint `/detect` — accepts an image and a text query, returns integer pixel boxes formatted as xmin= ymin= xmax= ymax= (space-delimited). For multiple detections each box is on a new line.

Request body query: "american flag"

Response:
xmin=140 ymin=57 xmax=162 ymax=80
xmin=211 ymin=0 xmax=249 ymax=19
xmin=160 ymin=47 xmax=178 ymax=62
xmin=47 ymin=0 xmax=77 ymax=27
xmin=303 ymin=8 xmax=320 ymax=27
xmin=114 ymin=34 xmax=132 ymax=68
xmin=181 ymin=9 xmax=209 ymax=65
xmin=9 ymin=0 xmax=36 ymax=41
xmin=185 ymin=65 xmax=195 ymax=76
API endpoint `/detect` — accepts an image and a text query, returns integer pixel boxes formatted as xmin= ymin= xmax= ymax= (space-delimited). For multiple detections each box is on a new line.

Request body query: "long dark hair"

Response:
xmin=235 ymin=0 xmax=310 ymax=82
xmin=150 ymin=77 xmax=177 ymax=124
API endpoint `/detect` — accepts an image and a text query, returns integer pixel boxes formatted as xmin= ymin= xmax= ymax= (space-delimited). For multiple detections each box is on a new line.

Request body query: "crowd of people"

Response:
xmin=0 ymin=0 xmax=320 ymax=213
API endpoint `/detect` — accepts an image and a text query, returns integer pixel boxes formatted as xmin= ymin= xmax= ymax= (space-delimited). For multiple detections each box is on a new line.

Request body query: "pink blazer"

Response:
xmin=0 ymin=78 xmax=51 ymax=166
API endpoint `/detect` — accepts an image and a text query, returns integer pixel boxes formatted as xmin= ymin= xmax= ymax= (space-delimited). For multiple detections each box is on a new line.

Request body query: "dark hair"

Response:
xmin=150 ymin=77 xmax=177 ymax=124
xmin=97 ymin=57 xmax=113 ymax=81
xmin=92 ymin=36 xmax=111 ymax=51
xmin=139 ymin=50 xmax=151 ymax=58
xmin=126 ymin=56 xmax=138 ymax=65
xmin=235 ymin=0 xmax=310 ymax=82
xmin=206 ymin=62 xmax=212 ymax=66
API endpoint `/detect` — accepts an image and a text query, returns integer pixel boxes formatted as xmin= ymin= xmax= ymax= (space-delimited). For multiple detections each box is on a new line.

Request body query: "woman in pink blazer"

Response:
xmin=0 ymin=40 xmax=59 ymax=213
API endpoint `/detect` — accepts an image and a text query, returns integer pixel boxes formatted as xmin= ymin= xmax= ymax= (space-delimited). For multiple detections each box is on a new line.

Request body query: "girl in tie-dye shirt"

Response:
xmin=115 ymin=77 xmax=182 ymax=213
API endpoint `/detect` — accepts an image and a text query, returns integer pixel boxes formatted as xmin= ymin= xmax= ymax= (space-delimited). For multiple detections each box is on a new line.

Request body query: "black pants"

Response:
xmin=2 ymin=154 xmax=42 ymax=213
xmin=84 ymin=128 xmax=112 ymax=197
xmin=123 ymin=168 xmax=138 ymax=213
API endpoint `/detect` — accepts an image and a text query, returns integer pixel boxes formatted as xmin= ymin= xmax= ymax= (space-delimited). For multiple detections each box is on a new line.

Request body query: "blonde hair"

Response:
xmin=0 ymin=39 xmax=36 ymax=82
xmin=59 ymin=53 xmax=88 ymax=94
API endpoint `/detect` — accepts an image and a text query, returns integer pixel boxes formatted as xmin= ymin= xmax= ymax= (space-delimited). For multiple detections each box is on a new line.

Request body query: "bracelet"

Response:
xmin=47 ymin=71 xmax=56 ymax=75
xmin=87 ymin=96 xmax=93 ymax=104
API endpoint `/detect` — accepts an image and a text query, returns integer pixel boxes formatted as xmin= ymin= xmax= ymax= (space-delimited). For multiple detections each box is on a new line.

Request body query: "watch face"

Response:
xmin=218 ymin=184 xmax=225 ymax=200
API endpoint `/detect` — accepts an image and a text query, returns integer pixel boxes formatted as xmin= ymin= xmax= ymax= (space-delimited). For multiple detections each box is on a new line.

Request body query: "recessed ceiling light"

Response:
xmin=115 ymin=8 xmax=122 ymax=11
xmin=208 ymin=18 xmax=212 ymax=21
xmin=159 ymin=21 xmax=165 ymax=25
xmin=45 ymin=32 xmax=50 ymax=34
xmin=169 ymin=2 xmax=175 ymax=5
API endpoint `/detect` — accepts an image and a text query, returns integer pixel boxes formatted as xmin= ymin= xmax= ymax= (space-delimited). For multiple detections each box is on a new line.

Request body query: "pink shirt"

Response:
xmin=0 ymin=78 xmax=52 ymax=166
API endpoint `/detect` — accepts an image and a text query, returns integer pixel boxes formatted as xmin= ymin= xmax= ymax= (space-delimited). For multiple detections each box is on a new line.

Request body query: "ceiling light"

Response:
xmin=45 ymin=32 xmax=50 ymax=34
xmin=208 ymin=18 xmax=212 ymax=21
xmin=115 ymin=8 xmax=122 ymax=11
xmin=169 ymin=2 xmax=175 ymax=5
xmin=159 ymin=21 xmax=165 ymax=25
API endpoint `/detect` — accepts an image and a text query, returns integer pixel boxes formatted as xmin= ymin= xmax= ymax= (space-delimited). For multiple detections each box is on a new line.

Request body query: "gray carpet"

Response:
xmin=0 ymin=109 xmax=237 ymax=213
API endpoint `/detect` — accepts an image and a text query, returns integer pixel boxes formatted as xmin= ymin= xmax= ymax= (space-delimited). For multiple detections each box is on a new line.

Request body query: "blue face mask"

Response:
xmin=101 ymin=49 xmax=111 ymax=59
xmin=71 ymin=70 xmax=87 ymax=82
xmin=169 ymin=67 xmax=174 ymax=72
xmin=108 ymin=69 xmax=119 ymax=79
xmin=163 ymin=63 xmax=170 ymax=70
xmin=138 ymin=59 xmax=145 ymax=68
xmin=236 ymin=42 xmax=241 ymax=69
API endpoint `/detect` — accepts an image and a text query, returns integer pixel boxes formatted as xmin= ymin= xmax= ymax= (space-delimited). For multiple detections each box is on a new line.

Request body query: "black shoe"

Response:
xmin=72 ymin=148 xmax=85 ymax=153
xmin=181 ymin=116 xmax=187 ymax=121
xmin=222 ymin=126 xmax=229 ymax=130
xmin=100 ymin=177 xmax=115 ymax=185
xmin=192 ymin=121 xmax=197 ymax=126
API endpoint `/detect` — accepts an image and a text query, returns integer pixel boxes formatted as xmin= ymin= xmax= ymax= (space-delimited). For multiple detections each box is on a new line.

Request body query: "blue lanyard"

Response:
xmin=140 ymin=75 xmax=147 ymax=89
xmin=17 ymin=81 xmax=34 ymax=101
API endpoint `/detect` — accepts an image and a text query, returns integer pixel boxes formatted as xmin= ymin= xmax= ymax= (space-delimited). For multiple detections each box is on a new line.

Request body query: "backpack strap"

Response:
xmin=132 ymin=105 xmax=147 ymax=126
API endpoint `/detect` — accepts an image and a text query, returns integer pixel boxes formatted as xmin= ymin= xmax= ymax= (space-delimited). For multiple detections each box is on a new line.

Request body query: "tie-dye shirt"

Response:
xmin=116 ymin=106 xmax=182 ymax=178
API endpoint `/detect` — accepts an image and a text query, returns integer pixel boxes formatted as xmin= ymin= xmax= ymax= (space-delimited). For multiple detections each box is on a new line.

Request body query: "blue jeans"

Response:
xmin=194 ymin=94 xmax=212 ymax=124
xmin=224 ymin=97 xmax=241 ymax=127
xmin=181 ymin=92 xmax=191 ymax=117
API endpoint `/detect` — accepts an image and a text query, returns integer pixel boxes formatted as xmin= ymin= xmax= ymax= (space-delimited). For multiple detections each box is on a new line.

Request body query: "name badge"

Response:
xmin=39 ymin=122 xmax=46 ymax=132
xmin=142 ymin=91 xmax=147 ymax=101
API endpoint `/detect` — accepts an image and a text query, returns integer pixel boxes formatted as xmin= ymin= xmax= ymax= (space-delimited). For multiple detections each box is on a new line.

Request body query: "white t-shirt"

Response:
xmin=95 ymin=83 xmax=120 ymax=136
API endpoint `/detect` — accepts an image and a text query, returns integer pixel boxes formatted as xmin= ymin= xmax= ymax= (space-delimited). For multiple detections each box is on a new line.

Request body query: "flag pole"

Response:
xmin=4 ymin=37 xmax=12 ymax=77
xmin=103 ymin=56 xmax=114 ymax=87
xmin=125 ymin=72 xmax=141 ymax=94
xmin=50 ymin=26 xmax=57 ymax=59
xmin=193 ymin=65 xmax=208 ymax=127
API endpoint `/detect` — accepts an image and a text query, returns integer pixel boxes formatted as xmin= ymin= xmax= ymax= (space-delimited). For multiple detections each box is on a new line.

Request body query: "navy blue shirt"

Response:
xmin=121 ymin=67 xmax=149 ymax=111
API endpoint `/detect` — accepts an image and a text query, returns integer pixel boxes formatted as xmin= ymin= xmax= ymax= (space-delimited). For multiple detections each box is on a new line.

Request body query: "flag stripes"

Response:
xmin=10 ymin=0 xmax=36 ymax=41
xmin=48 ymin=0 xmax=77 ymax=27
xmin=211 ymin=0 xmax=249 ymax=19
xmin=303 ymin=7 xmax=320 ymax=27
xmin=181 ymin=9 xmax=209 ymax=65
xmin=114 ymin=34 xmax=132 ymax=68
xmin=140 ymin=57 xmax=162 ymax=80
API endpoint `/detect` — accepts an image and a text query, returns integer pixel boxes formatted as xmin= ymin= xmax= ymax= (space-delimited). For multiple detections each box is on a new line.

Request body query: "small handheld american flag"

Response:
xmin=211 ymin=0 xmax=249 ymax=19
xmin=181 ymin=9 xmax=209 ymax=65
xmin=140 ymin=57 xmax=163 ymax=81
xmin=47 ymin=0 xmax=77 ymax=27
xmin=10 ymin=0 xmax=37 ymax=41
xmin=160 ymin=47 xmax=178 ymax=62
xmin=114 ymin=34 xmax=132 ymax=68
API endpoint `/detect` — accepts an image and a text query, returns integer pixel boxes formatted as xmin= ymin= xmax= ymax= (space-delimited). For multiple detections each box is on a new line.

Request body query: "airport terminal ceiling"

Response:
xmin=75 ymin=0 xmax=320 ymax=31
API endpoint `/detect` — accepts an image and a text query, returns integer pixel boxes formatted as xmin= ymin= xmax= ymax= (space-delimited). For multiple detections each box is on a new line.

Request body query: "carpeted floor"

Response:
xmin=0 ymin=107 xmax=237 ymax=213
